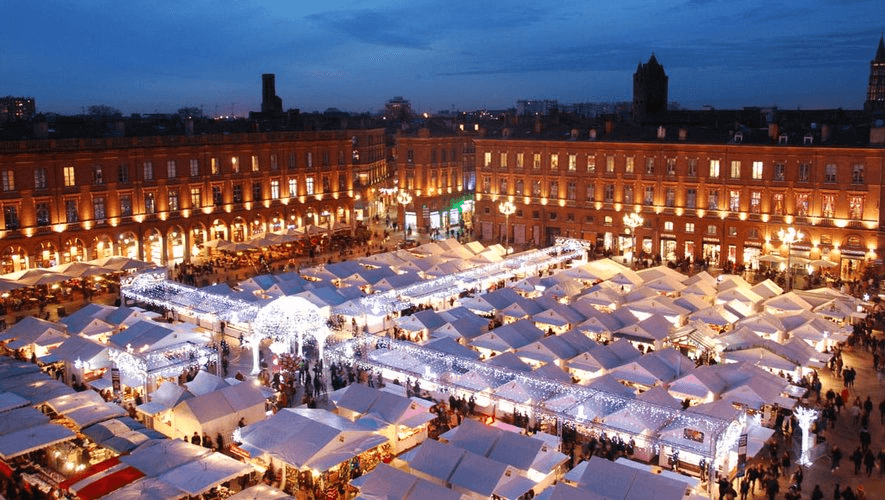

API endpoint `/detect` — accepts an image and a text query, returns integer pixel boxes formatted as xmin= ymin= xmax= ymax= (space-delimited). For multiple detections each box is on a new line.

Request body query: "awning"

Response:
xmin=306 ymin=434 xmax=389 ymax=472
xmin=0 ymin=422 xmax=76 ymax=459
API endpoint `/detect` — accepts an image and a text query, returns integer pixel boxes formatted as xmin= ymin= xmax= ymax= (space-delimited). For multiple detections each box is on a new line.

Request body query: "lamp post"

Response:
xmin=778 ymin=226 xmax=804 ymax=291
xmin=498 ymin=200 xmax=516 ymax=253
xmin=623 ymin=212 xmax=644 ymax=267
xmin=396 ymin=190 xmax=413 ymax=242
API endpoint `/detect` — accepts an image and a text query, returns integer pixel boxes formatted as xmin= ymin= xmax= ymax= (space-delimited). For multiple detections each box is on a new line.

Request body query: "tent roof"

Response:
xmin=408 ymin=438 xmax=465 ymax=482
xmin=120 ymin=439 xmax=212 ymax=477
xmin=226 ymin=484 xmax=294 ymax=500
xmin=158 ymin=453 xmax=255 ymax=496
xmin=0 ymin=422 xmax=76 ymax=459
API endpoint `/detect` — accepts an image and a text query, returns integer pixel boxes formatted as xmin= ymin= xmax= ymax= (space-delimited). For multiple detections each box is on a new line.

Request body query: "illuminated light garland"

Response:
xmin=794 ymin=406 xmax=818 ymax=466
xmin=109 ymin=341 xmax=218 ymax=385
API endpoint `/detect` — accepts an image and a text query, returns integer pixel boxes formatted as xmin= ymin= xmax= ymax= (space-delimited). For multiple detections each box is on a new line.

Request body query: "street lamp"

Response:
xmin=396 ymin=190 xmax=413 ymax=242
xmin=498 ymin=200 xmax=516 ymax=252
xmin=623 ymin=212 xmax=644 ymax=267
xmin=778 ymin=226 xmax=804 ymax=291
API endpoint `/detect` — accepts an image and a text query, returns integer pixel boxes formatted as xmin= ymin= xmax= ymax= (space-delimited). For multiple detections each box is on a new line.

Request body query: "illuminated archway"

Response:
xmin=210 ymin=219 xmax=228 ymax=241
xmin=118 ymin=232 xmax=138 ymax=259
xmin=269 ymin=212 xmax=284 ymax=232
xmin=1 ymin=245 xmax=30 ymax=273
xmin=93 ymin=234 xmax=114 ymax=259
xmin=35 ymin=241 xmax=58 ymax=268
xmin=250 ymin=295 xmax=331 ymax=375
xmin=249 ymin=215 xmax=265 ymax=237
xmin=231 ymin=217 xmax=246 ymax=242
xmin=167 ymin=225 xmax=186 ymax=265
xmin=142 ymin=228 xmax=163 ymax=265
xmin=62 ymin=237 xmax=87 ymax=263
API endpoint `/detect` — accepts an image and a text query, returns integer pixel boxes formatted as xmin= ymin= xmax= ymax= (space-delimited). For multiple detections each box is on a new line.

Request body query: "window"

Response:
xmin=567 ymin=182 xmax=576 ymax=200
xmin=270 ymin=180 xmax=280 ymax=200
xmin=252 ymin=155 xmax=260 ymax=172
xmin=709 ymin=159 xmax=720 ymax=178
xmin=665 ymin=187 xmax=675 ymax=207
xmin=533 ymin=210 xmax=541 ymax=219
xmin=482 ymin=176 xmax=491 ymax=193
xmin=322 ymin=175 xmax=330 ymax=193
xmin=270 ymin=154 xmax=278 ymax=170
xmin=288 ymin=153 xmax=296 ymax=169
xmin=707 ymin=190 xmax=719 ymax=210
xmin=232 ymin=184 xmax=242 ymax=203
xmin=666 ymin=158 xmax=676 ymax=176
xmin=533 ymin=153 xmax=541 ymax=170
xmin=93 ymin=196 xmax=106 ymax=220
xmin=430 ymin=150 xmax=437 ymax=165
xmin=231 ymin=156 xmax=240 ymax=174
xmin=168 ymin=191 xmax=179 ymax=211
xmin=190 ymin=159 xmax=199 ymax=176
xmin=532 ymin=180 xmax=542 ymax=196
xmin=728 ymin=190 xmax=740 ymax=211
xmin=605 ymin=156 xmax=614 ymax=173
xmin=822 ymin=194 xmax=835 ymax=218
xmin=550 ymin=154 xmax=559 ymax=171
xmin=549 ymin=180 xmax=559 ymax=198
xmin=210 ymin=158 xmax=219 ymax=175
xmin=796 ymin=193 xmax=809 ymax=216
xmin=686 ymin=189 xmax=697 ymax=208
xmin=120 ymin=194 xmax=132 ymax=216
xmin=585 ymin=185 xmax=595 ymax=201
xmin=750 ymin=191 xmax=761 ymax=214
xmin=34 ymin=168 xmax=47 ymax=190
xmin=36 ymin=202 xmax=50 ymax=226
xmin=143 ymin=161 xmax=154 ymax=180
xmin=213 ymin=186 xmax=223 ymax=206
xmin=687 ymin=158 xmax=697 ymax=177
xmin=118 ymin=164 xmax=129 ymax=183
xmin=93 ymin=166 xmax=103 ymax=185
xmin=516 ymin=153 xmax=524 ymax=169
xmin=772 ymin=193 xmax=784 ymax=215
xmin=707 ymin=225 xmax=717 ymax=235
xmin=252 ymin=181 xmax=262 ymax=201
xmin=625 ymin=157 xmax=634 ymax=174
xmin=853 ymin=164 xmax=864 ymax=183
xmin=623 ymin=185 xmax=634 ymax=204
xmin=685 ymin=222 xmax=695 ymax=233
xmin=167 ymin=160 xmax=177 ymax=178
xmin=288 ymin=178 xmax=297 ymax=198
xmin=824 ymin=164 xmax=836 ymax=183
xmin=798 ymin=163 xmax=810 ymax=182
xmin=849 ymin=195 xmax=864 ymax=219
xmin=65 ymin=199 xmax=79 ymax=223
xmin=190 ymin=188 xmax=202 ymax=208
xmin=500 ymin=152 xmax=508 ymax=168
xmin=730 ymin=160 xmax=741 ymax=179
xmin=643 ymin=186 xmax=654 ymax=205
xmin=483 ymin=152 xmax=492 ymax=168
xmin=1 ymin=171 xmax=13 ymax=192
xmin=645 ymin=157 xmax=655 ymax=174
xmin=549 ymin=212 xmax=557 ymax=220
xmin=339 ymin=174 xmax=346 ymax=192
xmin=604 ymin=184 xmax=614 ymax=202
xmin=306 ymin=177 xmax=315 ymax=195
xmin=664 ymin=221 xmax=674 ymax=231
xmin=144 ymin=193 xmax=155 ymax=214
xmin=515 ymin=180 xmax=524 ymax=195
xmin=3 ymin=206 xmax=19 ymax=230
xmin=64 ymin=166 xmax=76 ymax=187
xmin=499 ymin=178 xmax=508 ymax=195
xmin=751 ymin=161 xmax=763 ymax=180
xmin=729 ymin=226 xmax=738 ymax=236
xmin=604 ymin=216 xmax=613 ymax=225
xmin=748 ymin=228 xmax=760 ymax=239
xmin=568 ymin=154 xmax=577 ymax=171
xmin=773 ymin=163 xmax=785 ymax=181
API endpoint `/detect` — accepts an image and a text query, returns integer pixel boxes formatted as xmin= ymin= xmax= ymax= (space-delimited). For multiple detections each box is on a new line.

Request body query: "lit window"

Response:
xmin=64 ymin=166 xmax=76 ymax=187
xmin=306 ymin=177 xmax=315 ymax=195
xmin=550 ymin=154 xmax=559 ymax=170
xmin=144 ymin=193 xmax=155 ymax=214
xmin=822 ymin=194 xmax=835 ymax=218
xmin=252 ymin=155 xmax=260 ymax=172
xmin=750 ymin=192 xmax=761 ymax=213
xmin=500 ymin=152 xmax=508 ymax=168
xmin=231 ymin=156 xmax=240 ymax=173
xmin=168 ymin=191 xmax=179 ymax=211
xmin=533 ymin=153 xmax=541 ymax=169
xmin=685 ymin=222 xmax=695 ymax=233
xmin=853 ymin=164 xmax=864 ymax=183
xmin=211 ymin=158 xmax=219 ymax=175
xmin=709 ymin=159 xmax=720 ymax=178
xmin=167 ymin=160 xmax=177 ymax=178
xmin=730 ymin=160 xmax=740 ymax=178
xmin=568 ymin=154 xmax=577 ymax=171
xmin=1 ymin=171 xmax=14 ymax=192
xmin=516 ymin=153 xmax=524 ymax=169
xmin=751 ymin=161 xmax=763 ymax=180
xmin=849 ymin=195 xmax=864 ymax=219
xmin=773 ymin=163 xmax=785 ymax=181
xmin=796 ymin=193 xmax=809 ymax=216
xmin=824 ymin=164 xmax=836 ymax=183
xmin=270 ymin=180 xmax=280 ymax=199
xmin=35 ymin=168 xmax=47 ymax=189
xmin=664 ymin=221 xmax=674 ymax=231
xmin=625 ymin=157 xmax=634 ymax=174
xmin=288 ymin=178 xmax=298 ymax=198
xmin=190 ymin=188 xmax=202 ymax=208
xmin=484 ymin=152 xmax=492 ymax=168
xmin=729 ymin=190 xmax=740 ymax=211
xmin=190 ymin=159 xmax=199 ymax=176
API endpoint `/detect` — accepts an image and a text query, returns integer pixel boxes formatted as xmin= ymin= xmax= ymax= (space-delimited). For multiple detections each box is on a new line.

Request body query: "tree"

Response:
xmin=177 ymin=107 xmax=204 ymax=119
xmin=87 ymin=105 xmax=122 ymax=118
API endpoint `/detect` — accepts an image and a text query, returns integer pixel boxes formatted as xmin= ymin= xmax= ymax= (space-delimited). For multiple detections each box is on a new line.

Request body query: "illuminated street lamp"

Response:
xmin=623 ymin=212 xmax=644 ymax=267
xmin=396 ymin=190 xmax=413 ymax=242
xmin=778 ymin=226 xmax=804 ymax=291
xmin=498 ymin=200 xmax=516 ymax=252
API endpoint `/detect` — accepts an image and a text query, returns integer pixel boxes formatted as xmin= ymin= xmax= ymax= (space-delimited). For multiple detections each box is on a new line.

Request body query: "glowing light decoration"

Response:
xmin=794 ymin=406 xmax=818 ymax=466
xmin=251 ymin=296 xmax=331 ymax=374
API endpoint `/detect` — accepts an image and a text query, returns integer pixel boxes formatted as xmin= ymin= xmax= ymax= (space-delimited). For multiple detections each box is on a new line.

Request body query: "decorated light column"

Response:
xmin=396 ymin=190 xmax=413 ymax=241
xmin=778 ymin=226 xmax=803 ymax=291
xmin=498 ymin=200 xmax=516 ymax=253
xmin=623 ymin=212 xmax=644 ymax=267
xmin=794 ymin=405 xmax=818 ymax=466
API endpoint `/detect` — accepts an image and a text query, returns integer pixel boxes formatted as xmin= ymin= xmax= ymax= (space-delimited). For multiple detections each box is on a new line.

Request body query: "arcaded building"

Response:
xmin=473 ymin=124 xmax=885 ymax=279
xmin=0 ymin=127 xmax=386 ymax=271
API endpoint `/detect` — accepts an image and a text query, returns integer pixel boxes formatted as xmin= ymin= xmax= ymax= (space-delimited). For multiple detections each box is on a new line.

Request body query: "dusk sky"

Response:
xmin=2 ymin=0 xmax=883 ymax=116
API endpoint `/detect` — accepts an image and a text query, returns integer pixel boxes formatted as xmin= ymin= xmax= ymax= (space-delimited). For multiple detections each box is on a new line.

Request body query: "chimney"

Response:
xmin=768 ymin=123 xmax=779 ymax=141
xmin=604 ymin=119 xmax=614 ymax=134
xmin=570 ymin=129 xmax=579 ymax=140
xmin=588 ymin=129 xmax=597 ymax=140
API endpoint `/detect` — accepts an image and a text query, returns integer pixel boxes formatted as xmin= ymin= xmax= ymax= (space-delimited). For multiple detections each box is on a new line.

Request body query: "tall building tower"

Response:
xmin=865 ymin=35 xmax=885 ymax=113
xmin=632 ymin=54 xmax=668 ymax=123
xmin=261 ymin=74 xmax=283 ymax=115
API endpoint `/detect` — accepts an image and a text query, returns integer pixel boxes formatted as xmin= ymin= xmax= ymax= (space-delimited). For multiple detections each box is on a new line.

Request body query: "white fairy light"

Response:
xmin=794 ymin=406 xmax=818 ymax=466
